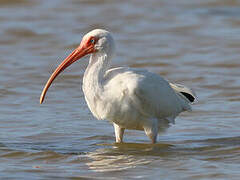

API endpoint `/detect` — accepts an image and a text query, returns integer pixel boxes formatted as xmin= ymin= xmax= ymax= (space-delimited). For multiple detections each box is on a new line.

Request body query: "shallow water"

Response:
xmin=1 ymin=0 xmax=240 ymax=179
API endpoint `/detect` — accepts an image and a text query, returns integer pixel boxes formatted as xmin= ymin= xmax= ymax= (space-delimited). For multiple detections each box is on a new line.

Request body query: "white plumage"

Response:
xmin=40 ymin=29 xmax=196 ymax=143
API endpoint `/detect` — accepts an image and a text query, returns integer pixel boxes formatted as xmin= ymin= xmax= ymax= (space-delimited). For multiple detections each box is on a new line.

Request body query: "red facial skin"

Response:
xmin=40 ymin=36 xmax=97 ymax=104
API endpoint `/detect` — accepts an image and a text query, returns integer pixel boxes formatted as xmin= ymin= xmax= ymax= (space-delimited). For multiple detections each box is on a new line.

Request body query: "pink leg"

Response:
xmin=113 ymin=123 xmax=125 ymax=143
xmin=143 ymin=119 xmax=159 ymax=144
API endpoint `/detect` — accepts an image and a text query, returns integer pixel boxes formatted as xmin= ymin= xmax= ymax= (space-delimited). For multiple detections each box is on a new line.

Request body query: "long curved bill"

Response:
xmin=40 ymin=45 xmax=92 ymax=104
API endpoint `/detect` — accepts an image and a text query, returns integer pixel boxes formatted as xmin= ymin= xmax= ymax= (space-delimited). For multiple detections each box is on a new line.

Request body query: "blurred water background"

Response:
xmin=1 ymin=0 xmax=240 ymax=179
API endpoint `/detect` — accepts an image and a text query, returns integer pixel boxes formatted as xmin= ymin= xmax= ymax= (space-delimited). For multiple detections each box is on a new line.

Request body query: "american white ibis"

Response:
xmin=40 ymin=29 xmax=196 ymax=144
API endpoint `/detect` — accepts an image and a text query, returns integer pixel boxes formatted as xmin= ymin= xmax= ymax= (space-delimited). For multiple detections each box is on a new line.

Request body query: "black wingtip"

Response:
xmin=180 ymin=92 xmax=195 ymax=103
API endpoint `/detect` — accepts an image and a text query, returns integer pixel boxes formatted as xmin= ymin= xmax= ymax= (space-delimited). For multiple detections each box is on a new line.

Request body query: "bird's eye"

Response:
xmin=90 ymin=38 xmax=95 ymax=44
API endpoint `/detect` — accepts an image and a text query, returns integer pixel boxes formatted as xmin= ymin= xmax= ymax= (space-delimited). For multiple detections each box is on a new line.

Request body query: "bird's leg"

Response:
xmin=143 ymin=119 xmax=159 ymax=144
xmin=113 ymin=123 xmax=125 ymax=143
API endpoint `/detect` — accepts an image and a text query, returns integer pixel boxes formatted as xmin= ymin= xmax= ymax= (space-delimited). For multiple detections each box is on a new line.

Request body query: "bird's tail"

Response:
xmin=169 ymin=83 xmax=197 ymax=111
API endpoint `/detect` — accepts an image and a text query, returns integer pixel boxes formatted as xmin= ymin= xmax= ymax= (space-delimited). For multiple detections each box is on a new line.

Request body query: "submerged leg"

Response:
xmin=113 ymin=123 xmax=125 ymax=143
xmin=143 ymin=119 xmax=159 ymax=144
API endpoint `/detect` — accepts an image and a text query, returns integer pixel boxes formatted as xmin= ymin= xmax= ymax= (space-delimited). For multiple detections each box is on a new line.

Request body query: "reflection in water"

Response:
xmin=87 ymin=149 xmax=152 ymax=172
xmin=86 ymin=143 xmax=171 ymax=172
xmin=85 ymin=136 xmax=240 ymax=172
xmin=1 ymin=0 xmax=240 ymax=179
xmin=0 ymin=135 xmax=240 ymax=178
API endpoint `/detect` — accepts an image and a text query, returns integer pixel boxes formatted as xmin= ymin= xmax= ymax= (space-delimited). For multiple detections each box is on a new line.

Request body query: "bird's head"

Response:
xmin=39 ymin=29 xmax=115 ymax=104
xmin=81 ymin=29 xmax=115 ymax=57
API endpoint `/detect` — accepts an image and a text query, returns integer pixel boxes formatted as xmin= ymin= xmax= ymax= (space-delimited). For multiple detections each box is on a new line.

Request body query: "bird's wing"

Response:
xmin=104 ymin=68 xmax=188 ymax=120
xmin=169 ymin=83 xmax=197 ymax=104
xmin=130 ymin=70 xmax=186 ymax=119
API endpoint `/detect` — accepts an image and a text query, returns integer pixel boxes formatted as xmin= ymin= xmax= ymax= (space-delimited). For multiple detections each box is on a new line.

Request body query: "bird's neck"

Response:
xmin=83 ymin=52 xmax=111 ymax=93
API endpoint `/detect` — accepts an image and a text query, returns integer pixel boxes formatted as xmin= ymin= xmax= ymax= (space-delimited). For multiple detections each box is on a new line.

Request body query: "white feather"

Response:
xmin=81 ymin=29 xmax=196 ymax=143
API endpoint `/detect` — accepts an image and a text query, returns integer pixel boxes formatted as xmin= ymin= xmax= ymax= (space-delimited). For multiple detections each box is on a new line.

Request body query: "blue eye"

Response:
xmin=90 ymin=39 xmax=95 ymax=44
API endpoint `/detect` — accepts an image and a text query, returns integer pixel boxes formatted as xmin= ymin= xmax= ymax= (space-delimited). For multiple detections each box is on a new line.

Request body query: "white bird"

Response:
xmin=40 ymin=29 xmax=196 ymax=144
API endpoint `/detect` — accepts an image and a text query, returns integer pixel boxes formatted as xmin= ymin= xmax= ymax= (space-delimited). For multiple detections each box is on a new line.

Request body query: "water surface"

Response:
xmin=1 ymin=0 xmax=240 ymax=179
